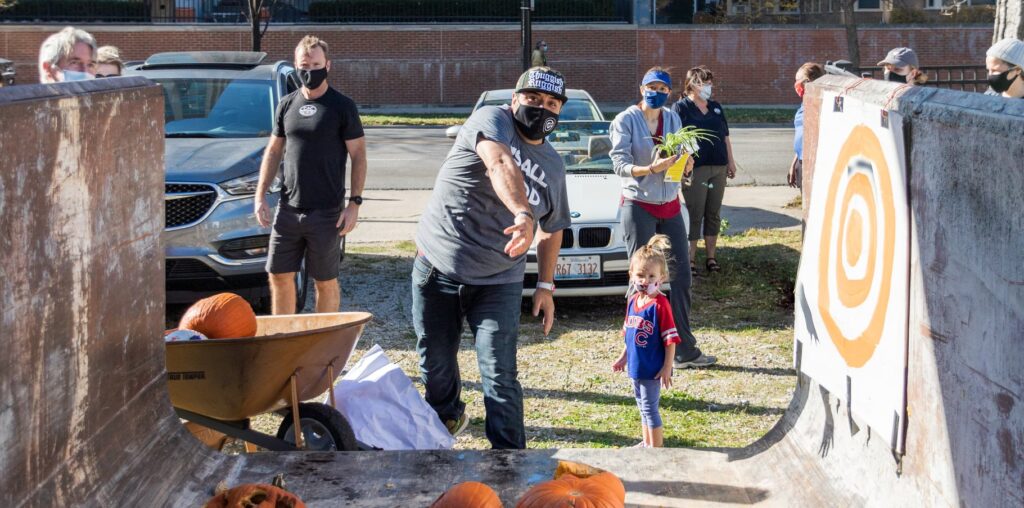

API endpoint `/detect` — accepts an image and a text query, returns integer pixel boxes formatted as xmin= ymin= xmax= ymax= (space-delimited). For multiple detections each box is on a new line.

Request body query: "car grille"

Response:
xmin=166 ymin=183 xmax=217 ymax=229
xmin=561 ymin=229 xmax=574 ymax=249
xmin=524 ymin=271 xmax=630 ymax=289
xmin=578 ymin=227 xmax=612 ymax=248
xmin=166 ymin=259 xmax=219 ymax=279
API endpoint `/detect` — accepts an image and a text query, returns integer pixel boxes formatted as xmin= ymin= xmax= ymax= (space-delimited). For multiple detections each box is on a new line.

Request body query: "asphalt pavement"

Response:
xmin=347 ymin=186 xmax=802 ymax=245
xmin=365 ymin=126 xmax=796 ymax=190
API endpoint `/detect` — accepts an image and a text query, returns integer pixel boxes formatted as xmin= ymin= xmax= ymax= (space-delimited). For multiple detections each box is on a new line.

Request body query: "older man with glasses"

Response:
xmin=38 ymin=26 xmax=97 ymax=83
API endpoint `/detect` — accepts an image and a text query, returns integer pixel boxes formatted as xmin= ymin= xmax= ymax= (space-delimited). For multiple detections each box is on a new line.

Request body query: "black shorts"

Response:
xmin=266 ymin=203 xmax=342 ymax=281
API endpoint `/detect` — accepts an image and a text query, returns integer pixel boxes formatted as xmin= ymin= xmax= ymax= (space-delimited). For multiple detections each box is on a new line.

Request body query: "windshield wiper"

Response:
xmin=166 ymin=132 xmax=218 ymax=138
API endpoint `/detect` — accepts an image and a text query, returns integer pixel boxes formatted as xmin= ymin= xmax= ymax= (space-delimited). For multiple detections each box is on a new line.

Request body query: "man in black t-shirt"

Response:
xmin=255 ymin=35 xmax=366 ymax=314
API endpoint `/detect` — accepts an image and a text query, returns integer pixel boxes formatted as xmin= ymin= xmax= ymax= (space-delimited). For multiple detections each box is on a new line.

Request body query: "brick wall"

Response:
xmin=0 ymin=24 xmax=993 ymax=106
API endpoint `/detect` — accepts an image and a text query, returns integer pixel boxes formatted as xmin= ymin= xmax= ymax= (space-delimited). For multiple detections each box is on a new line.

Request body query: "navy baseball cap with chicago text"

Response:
xmin=514 ymin=67 xmax=567 ymax=103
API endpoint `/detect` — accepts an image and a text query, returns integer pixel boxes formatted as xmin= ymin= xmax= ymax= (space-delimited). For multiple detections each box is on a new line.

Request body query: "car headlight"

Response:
xmin=220 ymin=172 xmax=281 ymax=196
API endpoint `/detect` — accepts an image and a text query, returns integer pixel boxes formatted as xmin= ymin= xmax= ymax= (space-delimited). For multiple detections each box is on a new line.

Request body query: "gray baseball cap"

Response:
xmin=877 ymin=47 xmax=919 ymax=68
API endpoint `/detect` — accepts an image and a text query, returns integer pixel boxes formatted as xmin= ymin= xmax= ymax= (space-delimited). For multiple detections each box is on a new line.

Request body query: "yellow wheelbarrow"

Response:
xmin=165 ymin=311 xmax=371 ymax=452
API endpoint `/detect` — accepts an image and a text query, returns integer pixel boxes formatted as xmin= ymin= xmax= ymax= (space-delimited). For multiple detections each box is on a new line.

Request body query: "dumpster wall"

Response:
xmin=0 ymin=79 xmax=218 ymax=507
xmin=796 ymin=76 xmax=1024 ymax=506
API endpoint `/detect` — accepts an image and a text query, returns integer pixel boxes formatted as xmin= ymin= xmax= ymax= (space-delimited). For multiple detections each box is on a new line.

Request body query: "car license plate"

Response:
xmin=554 ymin=255 xmax=601 ymax=280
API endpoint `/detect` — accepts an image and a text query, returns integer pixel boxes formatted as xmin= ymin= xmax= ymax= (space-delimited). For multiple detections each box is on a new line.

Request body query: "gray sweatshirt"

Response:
xmin=610 ymin=105 xmax=684 ymax=204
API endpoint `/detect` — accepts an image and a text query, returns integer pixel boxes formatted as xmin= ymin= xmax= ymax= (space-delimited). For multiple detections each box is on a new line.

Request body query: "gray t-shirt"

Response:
xmin=416 ymin=105 xmax=571 ymax=285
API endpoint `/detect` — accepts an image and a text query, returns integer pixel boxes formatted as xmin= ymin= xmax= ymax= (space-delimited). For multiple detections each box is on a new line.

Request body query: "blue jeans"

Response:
xmin=411 ymin=255 xmax=526 ymax=449
xmin=621 ymin=202 xmax=701 ymax=362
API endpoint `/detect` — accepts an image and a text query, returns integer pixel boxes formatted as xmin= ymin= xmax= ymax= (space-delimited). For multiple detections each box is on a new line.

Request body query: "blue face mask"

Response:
xmin=61 ymin=69 xmax=94 ymax=82
xmin=643 ymin=90 xmax=669 ymax=109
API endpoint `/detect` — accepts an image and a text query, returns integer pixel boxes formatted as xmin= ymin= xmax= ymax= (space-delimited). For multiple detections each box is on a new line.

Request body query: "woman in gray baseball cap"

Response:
xmin=985 ymin=38 xmax=1024 ymax=99
xmin=877 ymin=47 xmax=927 ymax=86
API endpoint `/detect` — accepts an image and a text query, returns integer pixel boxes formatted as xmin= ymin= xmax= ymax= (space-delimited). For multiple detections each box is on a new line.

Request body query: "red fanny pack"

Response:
xmin=620 ymin=196 xmax=682 ymax=219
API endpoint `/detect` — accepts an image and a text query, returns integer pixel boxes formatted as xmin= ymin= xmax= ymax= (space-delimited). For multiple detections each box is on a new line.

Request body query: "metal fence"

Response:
xmin=860 ymin=65 xmax=990 ymax=93
xmin=0 ymin=0 xmax=633 ymax=24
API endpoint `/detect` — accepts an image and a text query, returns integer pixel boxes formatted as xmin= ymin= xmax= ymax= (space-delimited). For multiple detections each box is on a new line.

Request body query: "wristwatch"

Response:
xmin=349 ymin=195 xmax=363 ymax=205
xmin=536 ymin=281 xmax=555 ymax=293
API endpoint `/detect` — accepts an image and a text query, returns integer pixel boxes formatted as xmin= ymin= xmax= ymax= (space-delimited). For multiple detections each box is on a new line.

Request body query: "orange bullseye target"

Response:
xmin=817 ymin=125 xmax=896 ymax=368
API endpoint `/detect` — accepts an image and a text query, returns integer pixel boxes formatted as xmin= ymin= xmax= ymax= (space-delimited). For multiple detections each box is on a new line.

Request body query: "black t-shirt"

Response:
xmin=273 ymin=87 xmax=364 ymax=209
xmin=672 ymin=97 xmax=730 ymax=167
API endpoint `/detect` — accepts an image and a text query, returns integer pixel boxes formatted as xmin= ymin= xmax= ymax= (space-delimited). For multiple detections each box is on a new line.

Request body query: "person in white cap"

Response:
xmin=877 ymin=47 xmax=927 ymax=86
xmin=985 ymin=38 xmax=1024 ymax=99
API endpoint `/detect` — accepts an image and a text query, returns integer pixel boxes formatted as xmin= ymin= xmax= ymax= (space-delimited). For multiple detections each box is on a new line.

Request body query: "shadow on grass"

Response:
xmin=461 ymin=380 xmax=786 ymax=416
xmin=706 ymin=364 xmax=795 ymax=377
xmin=691 ymin=241 xmax=800 ymax=331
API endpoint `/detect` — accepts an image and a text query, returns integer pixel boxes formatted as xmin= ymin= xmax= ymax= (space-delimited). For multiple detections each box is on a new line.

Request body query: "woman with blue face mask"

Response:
xmin=610 ymin=67 xmax=718 ymax=370
xmin=672 ymin=65 xmax=735 ymax=276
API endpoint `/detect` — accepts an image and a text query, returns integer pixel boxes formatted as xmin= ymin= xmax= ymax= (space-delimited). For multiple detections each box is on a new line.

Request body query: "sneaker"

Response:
xmin=674 ymin=353 xmax=718 ymax=369
xmin=630 ymin=441 xmax=647 ymax=448
xmin=444 ymin=413 xmax=469 ymax=437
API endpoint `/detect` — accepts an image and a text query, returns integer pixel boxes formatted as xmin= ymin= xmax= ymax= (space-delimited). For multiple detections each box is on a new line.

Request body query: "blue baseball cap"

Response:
xmin=641 ymin=69 xmax=672 ymax=88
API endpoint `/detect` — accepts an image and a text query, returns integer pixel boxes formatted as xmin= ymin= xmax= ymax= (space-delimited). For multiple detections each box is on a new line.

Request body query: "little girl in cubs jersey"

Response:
xmin=613 ymin=234 xmax=680 ymax=448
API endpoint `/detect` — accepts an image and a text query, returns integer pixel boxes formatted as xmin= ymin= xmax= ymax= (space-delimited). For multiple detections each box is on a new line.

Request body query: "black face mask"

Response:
xmin=885 ymin=71 xmax=907 ymax=84
xmin=513 ymin=104 xmax=559 ymax=141
xmin=298 ymin=67 xmax=328 ymax=89
xmin=987 ymin=68 xmax=1020 ymax=94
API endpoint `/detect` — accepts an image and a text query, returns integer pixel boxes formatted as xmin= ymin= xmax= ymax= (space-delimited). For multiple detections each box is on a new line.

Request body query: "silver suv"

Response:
xmin=127 ymin=51 xmax=326 ymax=312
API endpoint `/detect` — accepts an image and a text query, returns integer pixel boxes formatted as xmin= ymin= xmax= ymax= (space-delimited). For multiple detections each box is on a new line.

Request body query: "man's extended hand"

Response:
xmin=255 ymin=199 xmax=271 ymax=228
xmin=503 ymin=213 xmax=534 ymax=258
xmin=532 ymin=287 xmax=555 ymax=336
xmin=337 ymin=204 xmax=360 ymax=236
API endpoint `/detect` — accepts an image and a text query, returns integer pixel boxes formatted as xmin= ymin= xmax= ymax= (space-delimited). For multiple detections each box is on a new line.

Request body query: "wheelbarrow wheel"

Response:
xmin=276 ymin=402 xmax=357 ymax=451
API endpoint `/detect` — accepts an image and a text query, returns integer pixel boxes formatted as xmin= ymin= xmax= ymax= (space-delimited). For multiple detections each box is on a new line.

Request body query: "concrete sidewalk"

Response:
xmin=347 ymin=186 xmax=802 ymax=244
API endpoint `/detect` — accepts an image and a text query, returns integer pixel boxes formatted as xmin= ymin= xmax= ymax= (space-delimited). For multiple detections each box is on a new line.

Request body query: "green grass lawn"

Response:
xmin=224 ymin=229 xmax=800 ymax=452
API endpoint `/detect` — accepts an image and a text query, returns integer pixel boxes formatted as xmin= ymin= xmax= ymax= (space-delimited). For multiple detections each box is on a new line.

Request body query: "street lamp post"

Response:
xmin=521 ymin=0 xmax=533 ymax=71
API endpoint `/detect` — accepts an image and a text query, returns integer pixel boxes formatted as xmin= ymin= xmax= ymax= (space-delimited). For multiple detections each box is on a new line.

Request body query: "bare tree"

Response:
xmin=244 ymin=0 xmax=279 ymax=52
xmin=993 ymin=0 xmax=1023 ymax=41
xmin=839 ymin=0 xmax=862 ymax=70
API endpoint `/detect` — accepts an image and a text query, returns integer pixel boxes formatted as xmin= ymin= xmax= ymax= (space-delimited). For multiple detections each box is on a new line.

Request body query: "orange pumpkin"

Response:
xmin=178 ymin=292 xmax=257 ymax=339
xmin=203 ymin=483 xmax=305 ymax=508
xmin=553 ymin=460 xmax=606 ymax=480
xmin=516 ymin=473 xmax=625 ymax=508
xmin=431 ymin=481 xmax=503 ymax=508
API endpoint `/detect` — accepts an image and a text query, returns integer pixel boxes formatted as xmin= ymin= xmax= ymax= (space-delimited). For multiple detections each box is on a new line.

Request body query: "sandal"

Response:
xmin=705 ymin=258 xmax=721 ymax=273
xmin=690 ymin=261 xmax=698 ymax=277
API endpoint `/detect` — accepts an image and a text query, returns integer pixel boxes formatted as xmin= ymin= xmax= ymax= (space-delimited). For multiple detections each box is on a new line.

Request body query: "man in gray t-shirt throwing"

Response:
xmin=413 ymin=67 xmax=572 ymax=449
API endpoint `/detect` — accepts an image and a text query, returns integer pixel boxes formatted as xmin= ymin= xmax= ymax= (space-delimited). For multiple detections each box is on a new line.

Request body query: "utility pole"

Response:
xmin=521 ymin=0 xmax=533 ymax=71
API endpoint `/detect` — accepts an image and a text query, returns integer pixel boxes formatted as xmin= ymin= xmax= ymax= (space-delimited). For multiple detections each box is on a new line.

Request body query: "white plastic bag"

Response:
xmin=329 ymin=344 xmax=455 ymax=450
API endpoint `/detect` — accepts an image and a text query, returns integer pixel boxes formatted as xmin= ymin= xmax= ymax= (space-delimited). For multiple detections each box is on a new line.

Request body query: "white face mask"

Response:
xmin=630 ymin=280 xmax=662 ymax=296
xmin=60 ymin=69 xmax=94 ymax=82
xmin=699 ymin=84 xmax=713 ymax=100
